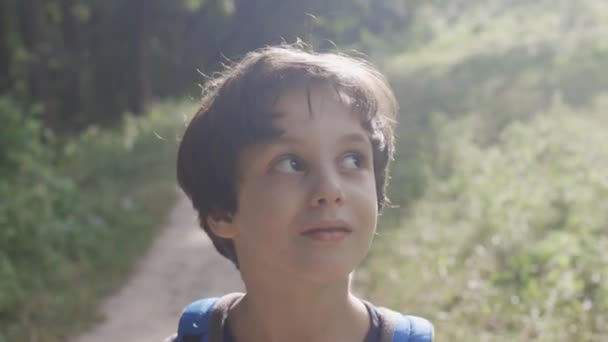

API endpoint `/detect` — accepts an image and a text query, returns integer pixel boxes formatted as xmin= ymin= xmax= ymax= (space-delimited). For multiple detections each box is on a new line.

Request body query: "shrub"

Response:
xmin=0 ymin=98 xmax=186 ymax=341
xmin=359 ymin=96 xmax=608 ymax=341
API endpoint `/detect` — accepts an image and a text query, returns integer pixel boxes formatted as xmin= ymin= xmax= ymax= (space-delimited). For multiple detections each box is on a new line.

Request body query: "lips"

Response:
xmin=300 ymin=221 xmax=352 ymax=242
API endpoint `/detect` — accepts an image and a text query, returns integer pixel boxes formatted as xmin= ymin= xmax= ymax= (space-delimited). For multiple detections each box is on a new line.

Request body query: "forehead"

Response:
xmin=271 ymin=83 xmax=362 ymax=131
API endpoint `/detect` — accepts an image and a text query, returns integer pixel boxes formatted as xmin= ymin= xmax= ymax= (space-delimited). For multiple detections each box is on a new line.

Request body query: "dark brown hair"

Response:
xmin=177 ymin=44 xmax=398 ymax=268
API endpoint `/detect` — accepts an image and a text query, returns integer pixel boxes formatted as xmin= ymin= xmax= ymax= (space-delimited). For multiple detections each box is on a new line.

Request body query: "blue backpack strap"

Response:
xmin=377 ymin=307 xmax=434 ymax=342
xmin=175 ymin=297 xmax=219 ymax=342
xmin=392 ymin=314 xmax=434 ymax=342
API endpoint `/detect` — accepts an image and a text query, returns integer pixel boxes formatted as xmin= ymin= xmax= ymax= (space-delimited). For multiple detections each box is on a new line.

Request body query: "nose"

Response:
xmin=309 ymin=166 xmax=344 ymax=207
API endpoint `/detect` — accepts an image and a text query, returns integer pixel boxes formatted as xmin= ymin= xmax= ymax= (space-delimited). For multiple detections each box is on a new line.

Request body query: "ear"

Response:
xmin=206 ymin=209 xmax=239 ymax=239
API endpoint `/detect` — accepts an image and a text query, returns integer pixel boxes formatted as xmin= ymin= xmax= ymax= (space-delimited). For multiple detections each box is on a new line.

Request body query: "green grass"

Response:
xmin=354 ymin=1 xmax=608 ymax=341
xmin=0 ymin=100 xmax=192 ymax=342
xmin=358 ymin=98 xmax=608 ymax=341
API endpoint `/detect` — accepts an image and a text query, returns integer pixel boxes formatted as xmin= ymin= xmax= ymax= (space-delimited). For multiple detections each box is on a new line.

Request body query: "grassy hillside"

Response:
xmin=356 ymin=1 xmax=608 ymax=341
xmin=0 ymin=101 xmax=188 ymax=342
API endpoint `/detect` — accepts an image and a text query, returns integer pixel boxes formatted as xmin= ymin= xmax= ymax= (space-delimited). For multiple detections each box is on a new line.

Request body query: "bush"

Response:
xmin=0 ymin=98 xmax=187 ymax=341
xmin=358 ymin=96 xmax=608 ymax=341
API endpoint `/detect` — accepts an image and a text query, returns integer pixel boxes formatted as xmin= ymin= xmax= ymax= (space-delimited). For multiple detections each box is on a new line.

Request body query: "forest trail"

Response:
xmin=72 ymin=192 xmax=244 ymax=342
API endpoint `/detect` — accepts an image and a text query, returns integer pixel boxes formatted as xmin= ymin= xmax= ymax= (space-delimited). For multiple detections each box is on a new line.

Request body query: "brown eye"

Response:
xmin=273 ymin=155 xmax=306 ymax=173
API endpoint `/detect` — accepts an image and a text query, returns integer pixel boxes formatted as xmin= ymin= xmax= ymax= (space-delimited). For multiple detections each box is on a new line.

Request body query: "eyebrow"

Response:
xmin=338 ymin=132 xmax=371 ymax=145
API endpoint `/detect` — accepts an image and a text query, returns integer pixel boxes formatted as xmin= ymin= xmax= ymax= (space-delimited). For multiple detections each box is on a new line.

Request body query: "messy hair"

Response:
xmin=177 ymin=44 xmax=398 ymax=268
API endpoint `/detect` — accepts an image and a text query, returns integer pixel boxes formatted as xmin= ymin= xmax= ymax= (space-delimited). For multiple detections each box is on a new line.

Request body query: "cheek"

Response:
xmin=233 ymin=178 xmax=302 ymax=263
xmin=350 ymin=175 xmax=378 ymax=225
xmin=236 ymin=177 xmax=300 ymax=229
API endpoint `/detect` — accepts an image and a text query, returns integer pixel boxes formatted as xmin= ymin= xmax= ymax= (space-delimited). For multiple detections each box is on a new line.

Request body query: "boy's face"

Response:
xmin=225 ymin=83 xmax=378 ymax=283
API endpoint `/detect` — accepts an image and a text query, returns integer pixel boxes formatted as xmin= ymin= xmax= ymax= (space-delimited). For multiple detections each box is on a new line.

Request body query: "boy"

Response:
xmin=172 ymin=44 xmax=433 ymax=342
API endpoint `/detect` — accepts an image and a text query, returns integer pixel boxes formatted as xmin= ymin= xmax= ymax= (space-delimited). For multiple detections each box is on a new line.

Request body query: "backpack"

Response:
xmin=172 ymin=293 xmax=433 ymax=342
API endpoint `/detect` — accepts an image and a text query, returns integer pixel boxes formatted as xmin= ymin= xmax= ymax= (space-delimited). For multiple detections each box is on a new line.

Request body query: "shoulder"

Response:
xmin=174 ymin=293 xmax=244 ymax=342
xmin=374 ymin=304 xmax=434 ymax=342
xmin=177 ymin=297 xmax=219 ymax=337
xmin=392 ymin=314 xmax=434 ymax=342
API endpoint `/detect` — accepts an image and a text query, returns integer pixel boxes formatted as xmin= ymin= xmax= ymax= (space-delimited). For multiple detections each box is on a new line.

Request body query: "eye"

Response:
xmin=341 ymin=152 xmax=365 ymax=169
xmin=273 ymin=155 xmax=306 ymax=173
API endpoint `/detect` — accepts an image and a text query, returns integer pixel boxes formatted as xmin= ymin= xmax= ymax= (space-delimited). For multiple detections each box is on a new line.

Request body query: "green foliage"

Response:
xmin=0 ymin=96 xmax=45 ymax=177
xmin=354 ymin=1 xmax=608 ymax=341
xmin=3 ymin=0 xmax=608 ymax=340
xmin=309 ymin=0 xmax=426 ymax=56
xmin=0 ymin=99 xmax=187 ymax=341
xmin=0 ymin=0 xmax=239 ymax=131
xmin=361 ymin=97 xmax=608 ymax=342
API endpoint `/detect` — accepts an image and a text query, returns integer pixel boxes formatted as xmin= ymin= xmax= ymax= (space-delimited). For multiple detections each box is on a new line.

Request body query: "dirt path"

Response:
xmin=73 ymin=192 xmax=244 ymax=342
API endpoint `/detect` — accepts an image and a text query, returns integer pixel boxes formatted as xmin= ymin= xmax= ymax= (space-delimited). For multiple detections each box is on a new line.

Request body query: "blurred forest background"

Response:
xmin=1 ymin=0 xmax=607 ymax=341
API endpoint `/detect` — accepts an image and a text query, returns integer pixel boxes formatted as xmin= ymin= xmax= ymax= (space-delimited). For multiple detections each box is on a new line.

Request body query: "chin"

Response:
xmin=294 ymin=257 xmax=361 ymax=285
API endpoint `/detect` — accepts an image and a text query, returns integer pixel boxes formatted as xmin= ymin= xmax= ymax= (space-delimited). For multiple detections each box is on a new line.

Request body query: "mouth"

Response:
xmin=300 ymin=222 xmax=352 ymax=242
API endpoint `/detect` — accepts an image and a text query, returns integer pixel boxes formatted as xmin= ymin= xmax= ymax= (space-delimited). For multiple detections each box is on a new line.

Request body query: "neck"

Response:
xmin=229 ymin=271 xmax=369 ymax=342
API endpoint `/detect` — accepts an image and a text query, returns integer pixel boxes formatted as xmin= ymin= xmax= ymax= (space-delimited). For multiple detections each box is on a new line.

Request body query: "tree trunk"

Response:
xmin=18 ymin=0 xmax=60 ymax=127
xmin=129 ymin=0 xmax=151 ymax=115
xmin=0 ymin=0 xmax=11 ymax=93
xmin=218 ymin=0 xmax=316 ymax=62
xmin=60 ymin=0 xmax=83 ymax=128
